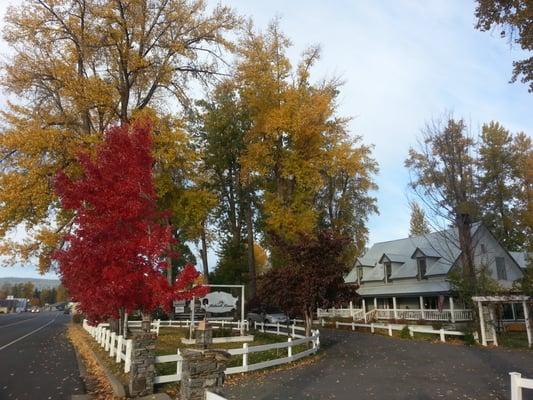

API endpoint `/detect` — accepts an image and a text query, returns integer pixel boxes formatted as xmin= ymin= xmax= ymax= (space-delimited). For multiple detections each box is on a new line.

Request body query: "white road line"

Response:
xmin=0 ymin=315 xmax=39 ymax=329
xmin=0 ymin=314 xmax=58 ymax=351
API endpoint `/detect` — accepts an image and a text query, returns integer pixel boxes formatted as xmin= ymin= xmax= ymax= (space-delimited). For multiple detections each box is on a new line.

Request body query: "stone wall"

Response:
xmin=128 ymin=332 xmax=157 ymax=397
xmin=180 ymin=349 xmax=231 ymax=400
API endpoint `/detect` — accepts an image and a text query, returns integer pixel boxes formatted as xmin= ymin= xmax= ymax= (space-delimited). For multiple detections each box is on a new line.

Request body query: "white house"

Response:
xmin=343 ymin=223 xmax=527 ymax=323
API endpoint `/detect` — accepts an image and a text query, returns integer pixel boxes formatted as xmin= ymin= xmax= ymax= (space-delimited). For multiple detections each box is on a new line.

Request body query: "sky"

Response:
xmin=0 ymin=0 xmax=532 ymax=279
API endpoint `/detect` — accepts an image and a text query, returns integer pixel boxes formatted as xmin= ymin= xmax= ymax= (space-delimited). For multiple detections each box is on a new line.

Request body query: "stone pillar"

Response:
xmin=180 ymin=349 xmax=231 ymax=400
xmin=128 ymin=332 xmax=156 ymax=397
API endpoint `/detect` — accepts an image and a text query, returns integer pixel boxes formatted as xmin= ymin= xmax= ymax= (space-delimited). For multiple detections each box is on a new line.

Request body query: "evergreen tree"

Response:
xmin=409 ymin=202 xmax=431 ymax=237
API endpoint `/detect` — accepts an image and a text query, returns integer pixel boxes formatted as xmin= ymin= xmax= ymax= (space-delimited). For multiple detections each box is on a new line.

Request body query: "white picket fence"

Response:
xmin=510 ymin=372 xmax=533 ymax=400
xmin=83 ymin=320 xmax=133 ymax=373
xmin=335 ymin=321 xmax=465 ymax=343
xmin=154 ymin=324 xmax=320 ymax=385
xmin=225 ymin=330 xmax=320 ymax=374
xmin=158 ymin=319 xmax=249 ymax=332
xmin=127 ymin=319 xmax=161 ymax=335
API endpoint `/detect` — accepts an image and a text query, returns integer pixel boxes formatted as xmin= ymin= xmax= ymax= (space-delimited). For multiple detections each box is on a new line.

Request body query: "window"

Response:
xmin=417 ymin=258 xmax=427 ymax=280
xmin=480 ymin=244 xmax=486 ymax=254
xmin=495 ymin=257 xmax=507 ymax=280
xmin=384 ymin=262 xmax=392 ymax=283
xmin=357 ymin=266 xmax=364 ymax=282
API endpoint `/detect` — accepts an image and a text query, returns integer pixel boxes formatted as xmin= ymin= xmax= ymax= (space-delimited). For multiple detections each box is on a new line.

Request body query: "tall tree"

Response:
xmin=194 ymin=79 xmax=257 ymax=293
xmin=405 ymin=116 xmax=478 ymax=284
xmin=258 ymin=230 xmax=357 ymax=336
xmin=409 ymin=202 xmax=431 ymax=237
xmin=475 ymin=0 xmax=533 ymax=92
xmin=477 ymin=122 xmax=530 ymax=250
xmin=0 ymin=0 xmax=239 ymax=272
xmin=53 ymin=120 xmax=207 ymax=324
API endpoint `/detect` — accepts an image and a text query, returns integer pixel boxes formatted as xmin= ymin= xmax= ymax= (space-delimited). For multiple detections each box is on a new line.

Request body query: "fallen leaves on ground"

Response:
xmin=67 ymin=324 xmax=122 ymax=399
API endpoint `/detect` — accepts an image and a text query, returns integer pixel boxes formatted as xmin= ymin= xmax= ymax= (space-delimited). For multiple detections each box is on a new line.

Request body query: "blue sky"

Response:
xmin=0 ymin=0 xmax=532 ymax=279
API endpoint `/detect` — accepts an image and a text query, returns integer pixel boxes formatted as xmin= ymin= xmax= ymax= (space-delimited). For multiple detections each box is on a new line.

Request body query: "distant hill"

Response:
xmin=0 ymin=277 xmax=61 ymax=289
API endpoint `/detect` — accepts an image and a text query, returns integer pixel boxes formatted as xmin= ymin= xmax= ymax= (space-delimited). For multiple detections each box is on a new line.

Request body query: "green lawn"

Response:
xmin=498 ymin=331 xmax=531 ymax=349
xmin=155 ymin=327 xmax=310 ymax=377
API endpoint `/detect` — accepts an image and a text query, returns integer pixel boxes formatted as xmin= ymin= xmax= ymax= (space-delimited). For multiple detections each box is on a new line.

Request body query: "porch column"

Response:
xmin=523 ymin=300 xmax=532 ymax=348
xmin=478 ymin=301 xmax=487 ymax=346
xmin=349 ymin=301 xmax=354 ymax=318
xmin=373 ymin=297 xmax=377 ymax=310
xmin=419 ymin=296 xmax=425 ymax=320
xmin=488 ymin=305 xmax=498 ymax=347
xmin=362 ymin=299 xmax=366 ymax=313
xmin=511 ymin=303 xmax=517 ymax=321
xmin=392 ymin=297 xmax=398 ymax=319
xmin=450 ymin=297 xmax=455 ymax=323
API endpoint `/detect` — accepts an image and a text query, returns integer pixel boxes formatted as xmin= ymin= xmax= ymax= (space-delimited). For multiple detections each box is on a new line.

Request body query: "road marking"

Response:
xmin=0 ymin=314 xmax=58 ymax=351
xmin=0 ymin=315 xmax=39 ymax=329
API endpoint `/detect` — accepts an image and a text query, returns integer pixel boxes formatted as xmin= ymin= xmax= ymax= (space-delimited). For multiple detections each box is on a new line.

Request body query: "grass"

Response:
xmin=154 ymin=327 xmax=312 ymax=394
xmin=498 ymin=331 xmax=531 ymax=350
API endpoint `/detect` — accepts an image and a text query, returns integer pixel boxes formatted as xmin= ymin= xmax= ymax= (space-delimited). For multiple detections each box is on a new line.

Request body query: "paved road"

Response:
xmin=0 ymin=311 xmax=84 ymax=400
xmin=226 ymin=328 xmax=533 ymax=400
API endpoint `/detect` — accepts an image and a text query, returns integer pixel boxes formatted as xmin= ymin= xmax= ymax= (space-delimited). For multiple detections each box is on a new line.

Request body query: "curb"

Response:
xmin=85 ymin=342 xmax=128 ymax=398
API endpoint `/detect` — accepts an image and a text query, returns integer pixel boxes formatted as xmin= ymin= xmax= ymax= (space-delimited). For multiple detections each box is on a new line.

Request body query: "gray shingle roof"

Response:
xmin=510 ymin=252 xmax=531 ymax=270
xmin=346 ymin=223 xmax=481 ymax=283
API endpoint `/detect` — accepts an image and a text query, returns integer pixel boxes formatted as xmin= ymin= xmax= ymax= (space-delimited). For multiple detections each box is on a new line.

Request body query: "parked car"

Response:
xmin=247 ymin=307 xmax=289 ymax=324
xmin=30 ymin=307 xmax=40 ymax=313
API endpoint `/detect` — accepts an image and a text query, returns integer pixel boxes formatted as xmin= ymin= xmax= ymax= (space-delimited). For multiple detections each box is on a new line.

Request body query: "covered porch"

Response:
xmin=361 ymin=295 xmax=473 ymax=322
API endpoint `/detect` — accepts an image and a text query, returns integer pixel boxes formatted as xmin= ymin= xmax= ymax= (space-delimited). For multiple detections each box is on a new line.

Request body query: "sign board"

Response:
xmin=174 ymin=306 xmax=185 ymax=313
xmin=200 ymin=291 xmax=238 ymax=314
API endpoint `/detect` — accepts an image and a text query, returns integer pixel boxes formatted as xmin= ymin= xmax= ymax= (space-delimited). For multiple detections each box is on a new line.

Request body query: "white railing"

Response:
xmin=157 ymin=319 xmax=249 ymax=332
xmin=206 ymin=391 xmax=227 ymax=400
xmin=83 ymin=320 xmax=133 ymax=373
xmin=127 ymin=319 xmax=161 ymax=335
xmin=317 ymin=305 xmax=364 ymax=319
xmin=225 ymin=330 xmax=320 ymax=374
xmin=154 ymin=326 xmax=320 ymax=384
xmin=510 ymin=372 xmax=533 ymax=400
xmin=335 ymin=321 xmax=465 ymax=343
xmin=253 ymin=321 xmax=311 ymax=338
xmin=154 ymin=349 xmax=183 ymax=384
xmin=374 ymin=308 xmax=473 ymax=322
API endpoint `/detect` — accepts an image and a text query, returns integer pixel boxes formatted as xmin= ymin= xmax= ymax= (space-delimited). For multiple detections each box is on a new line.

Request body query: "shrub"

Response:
xmin=463 ymin=331 xmax=476 ymax=346
xmin=72 ymin=313 xmax=84 ymax=324
xmin=399 ymin=326 xmax=411 ymax=339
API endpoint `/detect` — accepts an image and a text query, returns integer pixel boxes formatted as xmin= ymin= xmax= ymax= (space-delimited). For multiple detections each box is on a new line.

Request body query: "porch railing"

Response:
xmin=318 ymin=307 xmax=473 ymax=322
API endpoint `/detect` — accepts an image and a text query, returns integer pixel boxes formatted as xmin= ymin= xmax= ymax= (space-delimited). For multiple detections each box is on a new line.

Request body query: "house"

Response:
xmin=344 ymin=223 xmax=526 ymax=323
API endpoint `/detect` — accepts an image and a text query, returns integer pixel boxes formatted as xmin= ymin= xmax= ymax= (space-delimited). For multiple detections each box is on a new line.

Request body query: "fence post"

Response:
xmin=116 ymin=335 xmax=123 ymax=363
xmin=261 ymin=322 xmax=265 ymax=333
xmin=105 ymin=329 xmax=110 ymax=351
xmin=440 ymin=328 xmax=445 ymax=343
xmin=288 ymin=337 xmax=293 ymax=359
xmin=388 ymin=324 xmax=392 ymax=337
xmin=316 ymin=330 xmax=320 ymax=348
xmin=352 ymin=322 xmax=355 ymax=331
xmin=277 ymin=322 xmax=280 ymax=335
xmin=109 ymin=332 xmax=116 ymax=356
xmin=176 ymin=349 xmax=182 ymax=380
xmin=335 ymin=321 xmax=339 ymax=328
xmin=292 ymin=324 xmax=295 ymax=337
xmin=124 ymin=339 xmax=133 ymax=373
xmin=321 ymin=318 xmax=325 ymax=327
xmin=243 ymin=343 xmax=248 ymax=371
xmin=409 ymin=326 xmax=414 ymax=338
xmin=509 ymin=372 xmax=522 ymax=400
xmin=371 ymin=323 xmax=374 ymax=333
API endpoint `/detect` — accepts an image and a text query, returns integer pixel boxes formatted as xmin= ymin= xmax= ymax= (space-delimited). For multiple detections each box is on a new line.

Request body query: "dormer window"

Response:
xmin=357 ymin=266 xmax=364 ymax=283
xmin=384 ymin=261 xmax=392 ymax=283
xmin=417 ymin=258 xmax=427 ymax=280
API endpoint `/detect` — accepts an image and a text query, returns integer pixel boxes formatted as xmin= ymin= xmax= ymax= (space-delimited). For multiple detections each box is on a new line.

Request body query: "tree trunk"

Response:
xmin=304 ymin=308 xmax=312 ymax=338
xmin=141 ymin=311 xmax=151 ymax=333
xmin=123 ymin=311 xmax=129 ymax=339
xmin=246 ymin=201 xmax=256 ymax=298
xmin=200 ymin=222 xmax=209 ymax=282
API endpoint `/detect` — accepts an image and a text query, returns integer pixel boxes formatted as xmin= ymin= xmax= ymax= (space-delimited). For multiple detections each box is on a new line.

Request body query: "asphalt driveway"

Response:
xmin=225 ymin=328 xmax=533 ymax=400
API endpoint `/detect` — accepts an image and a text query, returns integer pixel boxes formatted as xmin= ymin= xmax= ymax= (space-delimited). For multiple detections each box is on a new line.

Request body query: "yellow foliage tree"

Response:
xmin=0 ymin=0 xmax=239 ymax=272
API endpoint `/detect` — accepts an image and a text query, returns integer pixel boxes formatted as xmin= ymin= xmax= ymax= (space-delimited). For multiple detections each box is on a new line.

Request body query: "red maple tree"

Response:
xmin=53 ymin=120 xmax=208 ymax=323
